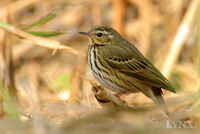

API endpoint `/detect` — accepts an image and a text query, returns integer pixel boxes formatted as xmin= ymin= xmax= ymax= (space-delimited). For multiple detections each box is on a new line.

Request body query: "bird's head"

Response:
xmin=79 ymin=25 xmax=122 ymax=46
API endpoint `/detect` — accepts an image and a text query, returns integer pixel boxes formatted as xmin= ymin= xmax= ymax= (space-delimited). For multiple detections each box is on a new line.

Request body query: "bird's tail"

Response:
xmin=141 ymin=87 xmax=170 ymax=116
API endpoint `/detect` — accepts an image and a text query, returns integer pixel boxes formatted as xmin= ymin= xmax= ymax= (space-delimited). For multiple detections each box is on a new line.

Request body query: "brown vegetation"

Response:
xmin=0 ymin=0 xmax=199 ymax=133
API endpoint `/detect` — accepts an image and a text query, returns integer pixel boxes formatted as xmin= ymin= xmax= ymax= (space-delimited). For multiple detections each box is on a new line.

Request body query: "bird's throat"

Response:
xmin=88 ymin=37 xmax=94 ymax=45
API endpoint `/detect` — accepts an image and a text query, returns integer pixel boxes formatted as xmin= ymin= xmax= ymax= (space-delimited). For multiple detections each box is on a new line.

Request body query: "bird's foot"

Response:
xmin=113 ymin=92 xmax=126 ymax=103
xmin=113 ymin=92 xmax=124 ymax=98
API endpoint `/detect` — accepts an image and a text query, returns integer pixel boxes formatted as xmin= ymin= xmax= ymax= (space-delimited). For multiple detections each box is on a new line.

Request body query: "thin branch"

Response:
xmin=197 ymin=0 xmax=200 ymax=91
xmin=0 ymin=21 xmax=86 ymax=57
xmin=81 ymin=76 xmax=128 ymax=109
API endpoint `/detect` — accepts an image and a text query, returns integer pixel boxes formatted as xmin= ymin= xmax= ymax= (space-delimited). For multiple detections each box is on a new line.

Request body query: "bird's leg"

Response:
xmin=114 ymin=92 xmax=124 ymax=98
xmin=113 ymin=92 xmax=126 ymax=103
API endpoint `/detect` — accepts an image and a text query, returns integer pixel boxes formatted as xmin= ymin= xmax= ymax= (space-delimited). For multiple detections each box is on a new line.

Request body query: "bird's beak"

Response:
xmin=79 ymin=31 xmax=91 ymax=37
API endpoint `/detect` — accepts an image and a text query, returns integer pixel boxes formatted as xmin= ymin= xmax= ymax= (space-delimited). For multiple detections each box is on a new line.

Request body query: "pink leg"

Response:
xmin=114 ymin=92 xmax=125 ymax=98
xmin=114 ymin=92 xmax=126 ymax=103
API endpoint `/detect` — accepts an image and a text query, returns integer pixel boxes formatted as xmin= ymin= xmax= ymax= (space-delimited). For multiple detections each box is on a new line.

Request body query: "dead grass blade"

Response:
xmin=0 ymin=21 xmax=85 ymax=57
xmin=81 ymin=76 xmax=129 ymax=109
xmin=161 ymin=0 xmax=199 ymax=78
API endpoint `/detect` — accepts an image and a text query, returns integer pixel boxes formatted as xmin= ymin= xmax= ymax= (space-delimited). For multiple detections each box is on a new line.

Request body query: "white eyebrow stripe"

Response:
xmin=97 ymin=31 xmax=109 ymax=34
xmin=103 ymin=31 xmax=109 ymax=34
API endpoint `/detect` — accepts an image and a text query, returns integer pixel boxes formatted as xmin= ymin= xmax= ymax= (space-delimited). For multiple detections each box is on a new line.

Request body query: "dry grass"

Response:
xmin=0 ymin=0 xmax=199 ymax=133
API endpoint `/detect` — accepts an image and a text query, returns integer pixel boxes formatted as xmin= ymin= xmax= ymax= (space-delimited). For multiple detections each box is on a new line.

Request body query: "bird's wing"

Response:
xmin=99 ymin=45 xmax=176 ymax=93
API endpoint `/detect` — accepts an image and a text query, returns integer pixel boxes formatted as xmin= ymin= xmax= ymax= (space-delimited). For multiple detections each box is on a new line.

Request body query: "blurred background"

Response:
xmin=0 ymin=0 xmax=199 ymax=133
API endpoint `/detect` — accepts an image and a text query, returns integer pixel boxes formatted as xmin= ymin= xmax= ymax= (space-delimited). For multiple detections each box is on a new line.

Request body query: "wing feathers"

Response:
xmin=99 ymin=45 xmax=175 ymax=93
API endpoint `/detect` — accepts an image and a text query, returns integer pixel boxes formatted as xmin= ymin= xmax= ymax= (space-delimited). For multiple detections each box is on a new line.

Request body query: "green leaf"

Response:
xmin=21 ymin=7 xmax=65 ymax=30
xmin=21 ymin=14 xmax=56 ymax=30
xmin=0 ymin=21 xmax=11 ymax=28
xmin=27 ymin=31 xmax=63 ymax=37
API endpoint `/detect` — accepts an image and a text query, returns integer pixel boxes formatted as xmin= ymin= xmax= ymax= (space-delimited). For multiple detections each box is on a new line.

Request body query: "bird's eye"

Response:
xmin=97 ymin=33 xmax=102 ymax=37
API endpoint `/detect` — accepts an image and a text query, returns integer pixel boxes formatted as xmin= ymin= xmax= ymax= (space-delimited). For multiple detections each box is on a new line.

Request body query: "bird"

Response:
xmin=79 ymin=25 xmax=176 ymax=116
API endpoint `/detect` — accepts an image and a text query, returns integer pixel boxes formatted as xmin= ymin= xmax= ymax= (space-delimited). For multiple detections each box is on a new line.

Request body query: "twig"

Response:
xmin=197 ymin=0 xmax=200 ymax=92
xmin=0 ymin=5 xmax=18 ymax=102
xmin=81 ymin=76 xmax=128 ymax=109
xmin=160 ymin=0 xmax=199 ymax=78
xmin=6 ymin=5 xmax=18 ymax=101
xmin=0 ymin=21 xmax=86 ymax=57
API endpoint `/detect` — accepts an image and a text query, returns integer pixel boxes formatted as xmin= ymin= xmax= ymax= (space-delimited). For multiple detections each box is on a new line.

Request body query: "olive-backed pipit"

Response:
xmin=79 ymin=25 xmax=176 ymax=115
